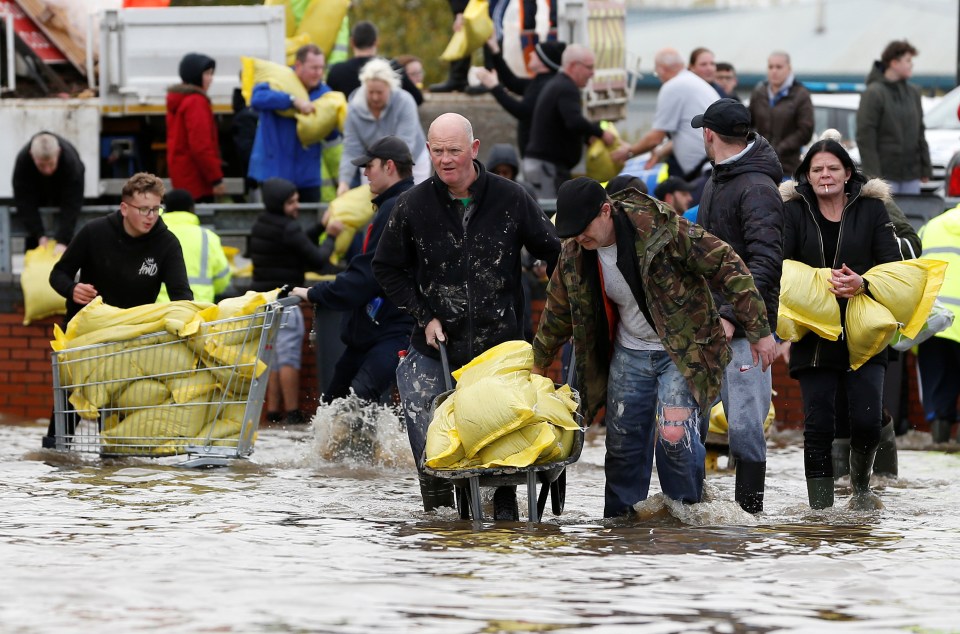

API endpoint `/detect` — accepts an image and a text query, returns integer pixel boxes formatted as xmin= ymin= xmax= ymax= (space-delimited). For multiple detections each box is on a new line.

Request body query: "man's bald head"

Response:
xmin=654 ymin=48 xmax=685 ymax=83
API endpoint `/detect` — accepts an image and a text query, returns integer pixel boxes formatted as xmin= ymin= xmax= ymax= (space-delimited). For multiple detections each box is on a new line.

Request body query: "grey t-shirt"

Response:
xmin=597 ymin=243 xmax=662 ymax=351
xmin=652 ymin=69 xmax=721 ymax=175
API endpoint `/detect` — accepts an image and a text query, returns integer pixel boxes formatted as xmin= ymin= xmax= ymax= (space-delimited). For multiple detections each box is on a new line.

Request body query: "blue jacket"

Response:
xmin=248 ymin=81 xmax=333 ymax=188
xmin=307 ymin=178 xmax=416 ymax=350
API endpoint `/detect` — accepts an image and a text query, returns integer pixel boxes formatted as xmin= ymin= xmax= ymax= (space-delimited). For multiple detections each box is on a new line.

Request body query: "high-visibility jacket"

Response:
xmin=157 ymin=211 xmax=231 ymax=304
xmin=919 ymin=205 xmax=960 ymax=344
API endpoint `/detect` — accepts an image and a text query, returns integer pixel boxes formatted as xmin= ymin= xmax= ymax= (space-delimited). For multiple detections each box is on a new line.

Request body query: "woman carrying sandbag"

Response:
xmin=780 ymin=138 xmax=901 ymax=510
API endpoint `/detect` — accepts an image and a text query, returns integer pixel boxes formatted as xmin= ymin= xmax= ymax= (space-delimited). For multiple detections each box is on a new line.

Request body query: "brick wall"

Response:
xmin=0 ymin=290 xmax=932 ymax=431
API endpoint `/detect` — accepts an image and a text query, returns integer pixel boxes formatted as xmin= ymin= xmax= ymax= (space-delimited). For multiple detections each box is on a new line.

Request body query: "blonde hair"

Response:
xmin=359 ymin=57 xmax=400 ymax=92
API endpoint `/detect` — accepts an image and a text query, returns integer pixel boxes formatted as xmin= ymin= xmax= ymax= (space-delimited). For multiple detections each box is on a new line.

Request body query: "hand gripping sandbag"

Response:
xmin=20 ymin=243 xmax=66 ymax=325
xmin=440 ymin=0 xmax=493 ymax=61
xmin=776 ymin=259 xmax=842 ymax=342
xmin=845 ymin=294 xmax=898 ymax=370
xmin=862 ymin=258 xmax=947 ymax=339
xmin=586 ymin=122 xmax=624 ymax=183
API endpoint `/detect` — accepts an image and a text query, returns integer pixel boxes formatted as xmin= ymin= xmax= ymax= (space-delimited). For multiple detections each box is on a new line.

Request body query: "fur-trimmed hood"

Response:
xmin=779 ymin=177 xmax=892 ymax=204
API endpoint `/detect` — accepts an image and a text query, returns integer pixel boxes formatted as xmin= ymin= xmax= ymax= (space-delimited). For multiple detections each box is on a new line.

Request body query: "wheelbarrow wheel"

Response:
xmin=550 ymin=469 xmax=566 ymax=515
xmin=455 ymin=485 xmax=471 ymax=520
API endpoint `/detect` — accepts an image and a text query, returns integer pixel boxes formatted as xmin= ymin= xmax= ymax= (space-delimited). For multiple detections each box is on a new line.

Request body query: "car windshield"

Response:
xmin=924 ymin=86 xmax=960 ymax=130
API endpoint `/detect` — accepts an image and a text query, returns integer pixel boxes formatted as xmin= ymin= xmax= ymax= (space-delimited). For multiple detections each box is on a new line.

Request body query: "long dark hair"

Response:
xmin=793 ymin=139 xmax=866 ymax=190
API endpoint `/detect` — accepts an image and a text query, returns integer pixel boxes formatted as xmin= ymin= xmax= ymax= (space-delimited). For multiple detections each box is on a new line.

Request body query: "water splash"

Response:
xmin=308 ymin=395 xmax=415 ymax=469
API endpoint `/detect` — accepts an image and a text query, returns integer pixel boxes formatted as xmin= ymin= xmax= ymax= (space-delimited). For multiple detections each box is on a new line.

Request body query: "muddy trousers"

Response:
xmin=797 ymin=364 xmax=884 ymax=479
xmin=603 ymin=345 xmax=705 ymax=518
xmin=322 ymin=336 xmax=409 ymax=404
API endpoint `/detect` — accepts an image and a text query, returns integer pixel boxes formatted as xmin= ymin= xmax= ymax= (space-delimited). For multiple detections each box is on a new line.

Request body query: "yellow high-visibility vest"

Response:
xmin=919 ymin=205 xmax=960 ymax=344
xmin=157 ymin=211 xmax=232 ymax=304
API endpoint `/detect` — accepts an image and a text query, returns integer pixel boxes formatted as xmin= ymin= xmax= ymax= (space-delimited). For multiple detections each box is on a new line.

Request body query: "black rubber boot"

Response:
xmin=418 ymin=474 xmax=455 ymax=511
xmin=734 ymin=460 xmax=765 ymax=514
xmin=848 ymin=446 xmax=884 ymax=510
xmin=806 ymin=477 xmax=834 ymax=509
xmin=429 ymin=57 xmax=469 ymax=93
xmin=831 ymin=437 xmax=850 ymax=480
xmin=873 ymin=418 xmax=898 ymax=478
xmin=931 ymin=418 xmax=953 ymax=444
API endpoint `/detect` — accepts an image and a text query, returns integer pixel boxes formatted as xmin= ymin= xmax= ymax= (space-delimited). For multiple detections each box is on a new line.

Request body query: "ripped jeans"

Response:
xmin=604 ymin=344 xmax=706 ymax=517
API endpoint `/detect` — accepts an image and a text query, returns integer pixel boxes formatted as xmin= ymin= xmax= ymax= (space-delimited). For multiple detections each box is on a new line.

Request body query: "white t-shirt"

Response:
xmin=597 ymin=243 xmax=662 ymax=351
xmin=652 ymin=69 xmax=721 ymax=175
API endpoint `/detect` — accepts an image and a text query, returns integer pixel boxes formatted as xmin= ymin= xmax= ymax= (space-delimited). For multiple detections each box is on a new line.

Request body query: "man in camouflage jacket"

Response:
xmin=532 ymin=178 xmax=776 ymax=517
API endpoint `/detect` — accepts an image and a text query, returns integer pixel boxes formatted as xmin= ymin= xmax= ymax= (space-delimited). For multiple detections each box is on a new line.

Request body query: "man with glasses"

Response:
xmin=42 ymin=172 xmax=192 ymax=448
xmin=523 ymin=43 xmax=616 ymax=200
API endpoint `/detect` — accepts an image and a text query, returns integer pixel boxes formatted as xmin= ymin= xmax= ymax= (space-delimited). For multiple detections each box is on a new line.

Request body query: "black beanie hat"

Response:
xmin=261 ymin=178 xmax=298 ymax=215
xmin=163 ymin=189 xmax=195 ymax=213
xmin=179 ymin=53 xmax=216 ymax=88
xmin=535 ymin=41 xmax=566 ymax=72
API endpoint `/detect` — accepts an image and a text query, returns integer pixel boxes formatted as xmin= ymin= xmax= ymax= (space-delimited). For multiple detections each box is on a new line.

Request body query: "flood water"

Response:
xmin=2 ymin=403 xmax=959 ymax=634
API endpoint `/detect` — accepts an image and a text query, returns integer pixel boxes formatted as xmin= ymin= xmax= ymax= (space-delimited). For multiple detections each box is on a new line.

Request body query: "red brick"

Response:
xmin=0 ymin=314 xmax=24 ymax=325
xmin=11 ymin=348 xmax=47 ymax=361
xmin=0 ymin=361 xmax=26 ymax=373
xmin=26 ymin=383 xmax=52 ymax=395
xmin=28 ymin=361 xmax=51 ymax=373
xmin=0 ymin=337 xmax=29 ymax=349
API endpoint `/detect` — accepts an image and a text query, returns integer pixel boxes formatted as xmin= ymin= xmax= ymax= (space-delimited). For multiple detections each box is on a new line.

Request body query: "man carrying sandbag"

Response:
xmin=248 ymin=44 xmax=335 ymax=203
xmin=42 ymin=172 xmax=193 ymax=449
xmin=532 ymin=177 xmax=776 ymax=518
xmin=373 ymin=113 xmax=561 ymax=514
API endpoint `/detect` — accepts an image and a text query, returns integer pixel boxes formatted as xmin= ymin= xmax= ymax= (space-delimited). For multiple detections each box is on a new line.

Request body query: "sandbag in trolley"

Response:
xmin=49 ymin=291 xmax=301 ymax=466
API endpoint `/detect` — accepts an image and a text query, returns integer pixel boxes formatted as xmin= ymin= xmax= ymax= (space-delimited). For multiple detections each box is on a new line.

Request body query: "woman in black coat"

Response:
xmin=780 ymin=139 xmax=901 ymax=510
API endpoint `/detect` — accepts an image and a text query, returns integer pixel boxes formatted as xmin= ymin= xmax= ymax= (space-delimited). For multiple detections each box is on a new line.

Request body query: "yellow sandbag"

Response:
xmin=181 ymin=290 xmax=277 ymax=340
xmin=846 ymin=294 xmax=898 ymax=370
xmin=103 ymin=397 xmax=213 ymax=446
xmin=285 ymin=33 xmax=312 ymax=66
xmin=586 ymin=122 xmax=623 ymax=183
xmin=775 ymin=314 xmax=809 ymax=342
xmin=475 ymin=422 xmax=559 ymax=468
xmin=20 ymin=243 xmax=66 ymax=325
xmin=198 ymin=403 xmax=257 ymax=446
xmin=203 ymin=338 xmax=266 ymax=380
xmin=264 ymin=0 xmax=298 ymax=37
xmin=440 ymin=0 xmax=493 ymax=61
xmin=115 ymin=379 xmax=171 ymax=412
xmin=295 ymin=0 xmax=350 ymax=58
xmin=776 ymin=259 xmax=842 ymax=342
xmin=863 ymin=259 xmax=947 ymax=339
xmin=326 ymin=185 xmax=374 ymax=263
xmin=127 ymin=339 xmax=199 ymax=377
xmin=452 ymin=339 xmax=534 ymax=387
xmin=68 ymin=389 xmax=101 ymax=421
xmin=52 ymin=297 xmax=210 ymax=351
xmin=296 ymin=90 xmax=348 ymax=147
xmin=424 ymin=394 xmax=466 ymax=469
xmin=166 ymin=373 xmax=219 ymax=404
xmin=454 ymin=374 xmax=537 ymax=458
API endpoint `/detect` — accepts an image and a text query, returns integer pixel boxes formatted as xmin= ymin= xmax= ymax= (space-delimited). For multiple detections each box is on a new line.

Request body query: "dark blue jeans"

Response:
xmin=323 ymin=336 xmax=409 ymax=404
xmin=604 ymin=345 xmax=705 ymax=517
xmin=797 ymin=364 xmax=885 ymax=479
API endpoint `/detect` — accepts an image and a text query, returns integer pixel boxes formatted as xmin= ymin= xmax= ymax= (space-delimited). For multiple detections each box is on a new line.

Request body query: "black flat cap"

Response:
xmin=555 ymin=177 xmax=608 ymax=239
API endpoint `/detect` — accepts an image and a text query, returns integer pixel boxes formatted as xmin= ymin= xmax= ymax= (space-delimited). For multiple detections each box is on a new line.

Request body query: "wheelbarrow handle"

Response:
xmin=438 ymin=340 xmax=454 ymax=392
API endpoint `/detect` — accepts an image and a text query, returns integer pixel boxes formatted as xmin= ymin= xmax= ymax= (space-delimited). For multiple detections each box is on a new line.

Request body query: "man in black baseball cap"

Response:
xmin=691 ymin=97 xmax=752 ymax=137
xmin=351 ymin=135 xmax=415 ymax=168
xmin=534 ymin=175 xmax=777 ymax=519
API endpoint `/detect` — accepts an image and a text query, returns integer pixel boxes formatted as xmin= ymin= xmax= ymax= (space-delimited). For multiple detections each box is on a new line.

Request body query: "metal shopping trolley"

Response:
xmin=50 ymin=295 xmax=301 ymax=467
xmin=423 ymin=342 xmax=584 ymax=525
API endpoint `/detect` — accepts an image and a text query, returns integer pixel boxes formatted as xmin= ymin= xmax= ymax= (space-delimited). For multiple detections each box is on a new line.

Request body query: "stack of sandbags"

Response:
xmin=424 ymin=340 xmax=580 ymax=470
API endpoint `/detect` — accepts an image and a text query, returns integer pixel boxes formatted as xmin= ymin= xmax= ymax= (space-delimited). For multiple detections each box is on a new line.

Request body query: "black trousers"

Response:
xmin=917 ymin=337 xmax=960 ymax=422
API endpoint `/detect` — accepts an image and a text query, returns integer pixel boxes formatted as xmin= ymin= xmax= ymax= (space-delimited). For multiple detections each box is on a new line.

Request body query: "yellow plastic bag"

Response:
xmin=325 ymin=185 xmax=374 ymax=263
xmin=863 ymin=259 xmax=947 ymax=339
xmin=297 ymin=91 xmax=348 ymax=147
xmin=586 ymin=122 xmax=623 ymax=183
xmin=776 ymin=259 xmax=842 ymax=342
xmin=440 ymin=0 xmax=493 ymax=61
xmin=295 ymin=0 xmax=350 ymax=58
xmin=20 ymin=243 xmax=66 ymax=325
xmin=475 ymin=422 xmax=560 ymax=468
xmin=284 ymin=33 xmax=312 ymax=66
xmin=708 ymin=398 xmax=776 ymax=436
xmin=845 ymin=294 xmax=898 ymax=370
xmin=52 ymin=298 xmax=210 ymax=351
xmin=452 ymin=339 xmax=534 ymax=387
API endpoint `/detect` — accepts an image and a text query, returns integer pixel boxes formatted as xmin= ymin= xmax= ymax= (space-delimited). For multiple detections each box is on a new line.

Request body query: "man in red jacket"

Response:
xmin=166 ymin=52 xmax=225 ymax=202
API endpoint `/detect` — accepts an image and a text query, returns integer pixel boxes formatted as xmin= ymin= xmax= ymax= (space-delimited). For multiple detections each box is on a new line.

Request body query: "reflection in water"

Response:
xmin=1 ymin=410 xmax=959 ymax=633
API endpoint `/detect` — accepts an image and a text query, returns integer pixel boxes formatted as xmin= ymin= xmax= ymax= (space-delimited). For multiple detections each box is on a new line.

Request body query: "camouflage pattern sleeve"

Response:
xmin=532 ymin=244 xmax=575 ymax=368
xmin=676 ymin=221 xmax=772 ymax=342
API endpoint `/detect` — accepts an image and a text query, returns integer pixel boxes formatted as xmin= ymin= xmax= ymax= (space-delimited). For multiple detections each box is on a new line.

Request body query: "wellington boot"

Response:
xmin=931 ymin=418 xmax=953 ymax=444
xmin=848 ymin=446 xmax=884 ymax=511
xmin=873 ymin=419 xmax=898 ymax=478
xmin=493 ymin=486 xmax=519 ymax=521
xmin=418 ymin=474 xmax=455 ymax=511
xmin=734 ymin=460 xmax=765 ymax=514
xmin=831 ymin=437 xmax=851 ymax=480
xmin=806 ymin=477 xmax=834 ymax=509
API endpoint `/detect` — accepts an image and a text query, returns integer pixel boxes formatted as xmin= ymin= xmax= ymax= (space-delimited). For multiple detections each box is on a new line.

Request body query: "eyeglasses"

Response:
xmin=124 ymin=202 xmax=163 ymax=217
xmin=575 ymin=61 xmax=595 ymax=71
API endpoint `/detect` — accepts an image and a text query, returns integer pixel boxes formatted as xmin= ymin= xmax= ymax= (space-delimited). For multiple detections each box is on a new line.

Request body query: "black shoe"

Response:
xmin=429 ymin=58 xmax=469 ymax=93
xmin=265 ymin=411 xmax=283 ymax=424
xmin=41 ymin=435 xmax=56 ymax=449
xmin=284 ymin=409 xmax=307 ymax=425
xmin=429 ymin=79 xmax=467 ymax=93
